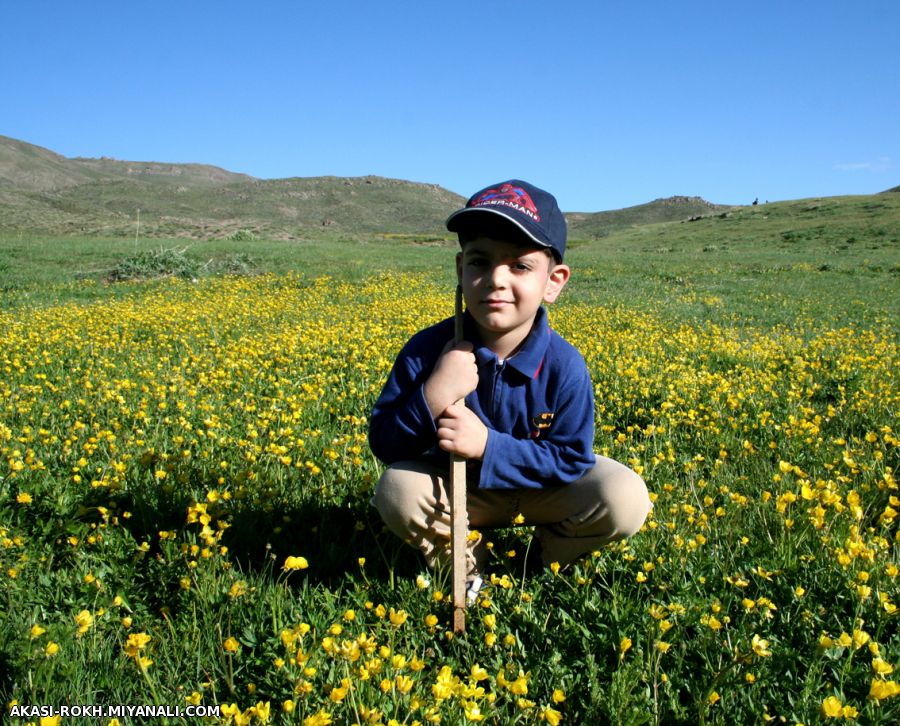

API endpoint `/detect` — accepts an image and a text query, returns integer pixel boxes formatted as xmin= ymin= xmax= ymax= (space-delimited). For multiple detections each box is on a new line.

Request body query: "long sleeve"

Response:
xmin=368 ymin=318 xmax=453 ymax=464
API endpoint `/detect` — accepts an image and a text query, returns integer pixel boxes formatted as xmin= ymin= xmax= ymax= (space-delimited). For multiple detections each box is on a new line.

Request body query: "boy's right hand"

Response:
xmin=423 ymin=341 xmax=478 ymax=418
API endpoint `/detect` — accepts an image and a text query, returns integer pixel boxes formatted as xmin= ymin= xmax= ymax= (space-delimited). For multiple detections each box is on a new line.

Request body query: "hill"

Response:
xmin=0 ymin=135 xmax=466 ymax=239
xmin=1 ymin=135 xmax=731 ymax=240
xmin=567 ymin=195 xmax=731 ymax=238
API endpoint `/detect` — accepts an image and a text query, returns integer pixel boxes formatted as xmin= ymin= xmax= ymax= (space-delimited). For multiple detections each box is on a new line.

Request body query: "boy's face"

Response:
xmin=456 ymin=236 xmax=570 ymax=348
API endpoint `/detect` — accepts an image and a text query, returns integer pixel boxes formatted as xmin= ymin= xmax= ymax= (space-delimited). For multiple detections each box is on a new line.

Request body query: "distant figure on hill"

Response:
xmin=752 ymin=198 xmax=759 ymax=206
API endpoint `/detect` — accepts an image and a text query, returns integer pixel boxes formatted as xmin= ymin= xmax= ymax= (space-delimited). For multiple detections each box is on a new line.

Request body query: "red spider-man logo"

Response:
xmin=470 ymin=184 xmax=540 ymax=217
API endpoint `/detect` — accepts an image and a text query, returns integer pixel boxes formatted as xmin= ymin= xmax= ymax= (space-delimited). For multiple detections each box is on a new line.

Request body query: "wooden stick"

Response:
xmin=451 ymin=284 xmax=468 ymax=634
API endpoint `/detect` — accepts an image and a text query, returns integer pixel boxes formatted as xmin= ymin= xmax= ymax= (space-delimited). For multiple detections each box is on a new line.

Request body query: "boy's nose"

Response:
xmin=488 ymin=265 xmax=509 ymax=289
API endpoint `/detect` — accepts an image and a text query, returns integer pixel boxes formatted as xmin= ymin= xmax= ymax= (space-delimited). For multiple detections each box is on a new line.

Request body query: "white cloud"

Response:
xmin=833 ymin=156 xmax=892 ymax=172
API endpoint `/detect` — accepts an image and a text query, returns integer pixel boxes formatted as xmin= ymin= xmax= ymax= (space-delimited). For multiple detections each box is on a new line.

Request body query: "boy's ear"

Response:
xmin=543 ymin=263 xmax=570 ymax=304
xmin=455 ymin=251 xmax=463 ymax=283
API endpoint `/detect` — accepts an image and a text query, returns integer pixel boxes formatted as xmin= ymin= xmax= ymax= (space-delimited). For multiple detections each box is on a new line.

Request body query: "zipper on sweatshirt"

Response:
xmin=490 ymin=361 xmax=506 ymax=419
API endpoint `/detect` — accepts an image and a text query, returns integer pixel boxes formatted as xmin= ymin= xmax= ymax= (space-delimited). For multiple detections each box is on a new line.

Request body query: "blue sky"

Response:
xmin=2 ymin=1 xmax=898 ymax=211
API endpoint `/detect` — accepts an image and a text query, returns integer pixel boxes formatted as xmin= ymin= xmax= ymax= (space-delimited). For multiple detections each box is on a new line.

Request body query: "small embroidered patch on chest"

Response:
xmin=530 ymin=412 xmax=555 ymax=438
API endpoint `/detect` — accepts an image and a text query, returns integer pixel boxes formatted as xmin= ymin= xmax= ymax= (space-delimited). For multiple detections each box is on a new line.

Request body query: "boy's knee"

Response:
xmin=602 ymin=467 xmax=651 ymax=538
xmin=371 ymin=462 xmax=444 ymax=531
xmin=579 ymin=458 xmax=651 ymax=539
xmin=372 ymin=466 xmax=412 ymax=525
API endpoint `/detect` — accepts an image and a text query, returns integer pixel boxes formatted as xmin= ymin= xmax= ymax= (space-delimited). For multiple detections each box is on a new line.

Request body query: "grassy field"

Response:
xmin=0 ymin=194 xmax=898 ymax=724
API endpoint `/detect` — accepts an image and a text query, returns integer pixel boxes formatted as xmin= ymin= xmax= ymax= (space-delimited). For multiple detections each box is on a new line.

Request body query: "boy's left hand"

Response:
xmin=436 ymin=404 xmax=488 ymax=460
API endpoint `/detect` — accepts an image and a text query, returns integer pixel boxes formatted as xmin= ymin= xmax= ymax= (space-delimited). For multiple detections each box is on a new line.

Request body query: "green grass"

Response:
xmin=0 ymin=193 xmax=898 ymax=724
xmin=2 ymin=192 xmax=897 ymax=327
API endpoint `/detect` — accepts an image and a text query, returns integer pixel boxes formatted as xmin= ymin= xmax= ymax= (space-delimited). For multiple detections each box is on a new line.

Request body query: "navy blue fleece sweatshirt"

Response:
xmin=368 ymin=306 xmax=596 ymax=490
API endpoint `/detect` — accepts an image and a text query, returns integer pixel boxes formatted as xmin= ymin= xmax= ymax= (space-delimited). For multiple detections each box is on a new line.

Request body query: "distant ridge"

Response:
xmin=567 ymin=195 xmax=731 ymax=238
xmin=0 ymin=135 xmax=251 ymax=191
xmin=884 ymin=185 xmax=900 ymax=193
xmin=0 ymin=135 xmax=466 ymax=239
xmin=1 ymin=134 xmax=729 ymax=239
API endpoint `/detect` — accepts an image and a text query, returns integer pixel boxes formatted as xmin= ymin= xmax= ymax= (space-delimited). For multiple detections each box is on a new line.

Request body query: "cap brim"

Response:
xmin=446 ymin=207 xmax=552 ymax=251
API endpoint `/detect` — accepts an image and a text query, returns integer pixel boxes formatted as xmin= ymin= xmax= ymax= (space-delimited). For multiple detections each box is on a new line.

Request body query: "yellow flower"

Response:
xmin=619 ymin=637 xmax=633 ymax=660
xmin=124 ymin=632 xmax=151 ymax=658
xmin=29 ymin=624 xmax=46 ymax=639
xmin=45 ymin=641 xmax=60 ymax=657
xmin=842 ymin=704 xmax=858 ymax=718
xmin=552 ymin=689 xmax=566 ymax=703
xmin=655 ymin=641 xmax=671 ymax=653
xmin=852 ymin=630 xmax=870 ymax=649
xmin=303 ymin=710 xmax=333 ymax=726
xmin=74 ymin=609 xmax=94 ymax=637
xmin=463 ymin=701 xmax=485 ymax=721
xmin=752 ymin=634 xmax=773 ymax=657
xmin=821 ymin=696 xmax=845 ymax=718
xmin=872 ymin=657 xmax=894 ymax=676
xmin=250 ymin=701 xmax=271 ymax=723
xmin=224 ymin=637 xmax=240 ymax=653
xmin=702 ymin=615 xmax=723 ymax=631
xmin=868 ymin=679 xmax=900 ymax=700
xmin=432 ymin=666 xmax=456 ymax=700
xmin=388 ymin=608 xmax=408 ymax=627
xmin=541 ymin=706 xmax=563 ymax=725
xmin=283 ymin=556 xmax=309 ymax=571
xmin=507 ymin=670 xmax=529 ymax=696
xmin=16 ymin=492 xmax=32 ymax=505
xmin=329 ymin=679 xmax=350 ymax=702
xmin=708 ymin=691 xmax=721 ymax=705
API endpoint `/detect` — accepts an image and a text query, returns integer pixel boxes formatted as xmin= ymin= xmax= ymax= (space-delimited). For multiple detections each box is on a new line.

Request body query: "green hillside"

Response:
xmin=0 ymin=135 xmax=466 ymax=239
xmin=567 ymin=195 xmax=732 ymax=238
xmin=2 ymin=135 xmax=739 ymax=240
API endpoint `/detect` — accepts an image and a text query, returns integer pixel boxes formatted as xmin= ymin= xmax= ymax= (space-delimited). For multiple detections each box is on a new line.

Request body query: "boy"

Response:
xmin=369 ymin=179 xmax=650 ymax=597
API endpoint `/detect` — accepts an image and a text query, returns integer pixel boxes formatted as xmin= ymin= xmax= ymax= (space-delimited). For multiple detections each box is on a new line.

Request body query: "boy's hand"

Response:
xmin=436 ymin=404 xmax=488 ymax=460
xmin=423 ymin=341 xmax=478 ymax=418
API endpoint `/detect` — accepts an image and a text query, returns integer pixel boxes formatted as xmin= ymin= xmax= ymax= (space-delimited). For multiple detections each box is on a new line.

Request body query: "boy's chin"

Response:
xmin=472 ymin=313 xmax=533 ymax=336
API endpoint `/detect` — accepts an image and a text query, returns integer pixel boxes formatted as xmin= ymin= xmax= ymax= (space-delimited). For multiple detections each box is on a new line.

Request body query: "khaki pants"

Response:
xmin=371 ymin=456 xmax=651 ymax=577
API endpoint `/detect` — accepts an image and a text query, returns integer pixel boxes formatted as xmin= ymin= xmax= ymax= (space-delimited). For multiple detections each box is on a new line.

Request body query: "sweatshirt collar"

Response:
xmin=466 ymin=306 xmax=550 ymax=379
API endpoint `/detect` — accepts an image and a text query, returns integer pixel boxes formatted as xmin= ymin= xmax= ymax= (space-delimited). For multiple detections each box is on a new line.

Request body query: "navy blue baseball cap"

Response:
xmin=446 ymin=179 xmax=567 ymax=262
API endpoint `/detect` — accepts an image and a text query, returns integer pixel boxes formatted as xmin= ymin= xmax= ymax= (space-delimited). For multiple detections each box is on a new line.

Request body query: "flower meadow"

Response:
xmin=1 ymin=271 xmax=897 ymax=725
